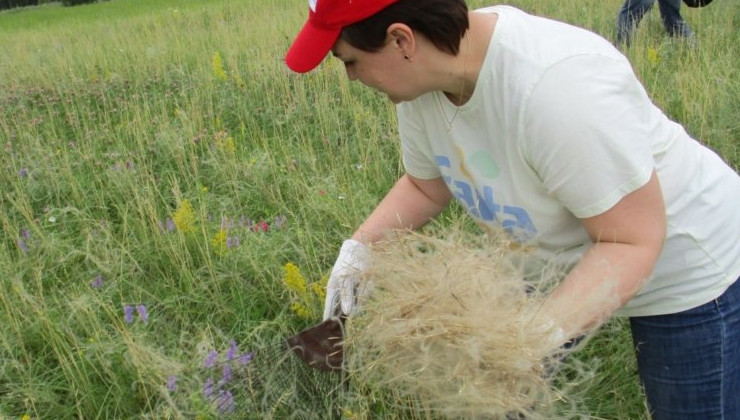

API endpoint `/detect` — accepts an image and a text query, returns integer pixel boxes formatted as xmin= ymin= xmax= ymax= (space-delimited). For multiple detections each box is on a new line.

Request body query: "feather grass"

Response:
xmin=346 ymin=228 xmax=619 ymax=419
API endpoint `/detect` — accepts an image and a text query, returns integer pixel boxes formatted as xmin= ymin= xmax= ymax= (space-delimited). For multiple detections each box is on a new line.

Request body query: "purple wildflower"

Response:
xmin=222 ymin=364 xmax=232 ymax=383
xmin=226 ymin=340 xmax=238 ymax=360
xmin=18 ymin=168 xmax=28 ymax=178
xmin=166 ymin=218 xmax=175 ymax=232
xmin=136 ymin=304 xmax=148 ymax=323
xmin=226 ymin=236 xmax=240 ymax=249
xmin=239 ymin=351 xmax=255 ymax=365
xmin=274 ymin=215 xmax=287 ymax=229
xmin=17 ymin=238 xmax=29 ymax=253
xmin=217 ymin=390 xmax=235 ymax=413
xmin=221 ymin=217 xmax=228 ymax=230
xmin=90 ymin=274 xmax=104 ymax=288
xmin=124 ymin=305 xmax=134 ymax=324
xmin=203 ymin=377 xmax=214 ymax=398
xmin=21 ymin=228 xmax=31 ymax=240
xmin=204 ymin=350 xmax=218 ymax=368
xmin=167 ymin=375 xmax=177 ymax=392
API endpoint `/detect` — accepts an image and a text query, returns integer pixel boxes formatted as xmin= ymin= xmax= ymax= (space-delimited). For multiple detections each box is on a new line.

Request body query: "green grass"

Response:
xmin=0 ymin=0 xmax=738 ymax=418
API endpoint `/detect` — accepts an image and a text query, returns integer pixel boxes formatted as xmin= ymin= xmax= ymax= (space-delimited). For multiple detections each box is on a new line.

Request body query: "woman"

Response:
xmin=285 ymin=0 xmax=740 ymax=418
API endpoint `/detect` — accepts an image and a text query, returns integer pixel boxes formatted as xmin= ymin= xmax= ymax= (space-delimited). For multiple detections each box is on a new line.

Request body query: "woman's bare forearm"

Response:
xmin=351 ymin=174 xmax=452 ymax=244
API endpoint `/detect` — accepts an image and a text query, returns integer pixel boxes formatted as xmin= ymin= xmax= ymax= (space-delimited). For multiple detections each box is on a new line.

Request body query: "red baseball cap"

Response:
xmin=285 ymin=0 xmax=401 ymax=73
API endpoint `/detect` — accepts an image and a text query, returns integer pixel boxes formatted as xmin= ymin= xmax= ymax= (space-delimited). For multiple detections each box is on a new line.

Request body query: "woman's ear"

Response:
xmin=387 ymin=23 xmax=416 ymax=58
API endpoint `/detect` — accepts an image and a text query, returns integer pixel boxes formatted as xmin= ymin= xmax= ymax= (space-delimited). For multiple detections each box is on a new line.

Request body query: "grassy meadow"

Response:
xmin=0 ymin=0 xmax=737 ymax=418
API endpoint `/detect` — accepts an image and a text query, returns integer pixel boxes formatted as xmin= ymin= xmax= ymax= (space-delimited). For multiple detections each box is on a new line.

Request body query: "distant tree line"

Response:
xmin=1 ymin=0 xmax=98 ymax=10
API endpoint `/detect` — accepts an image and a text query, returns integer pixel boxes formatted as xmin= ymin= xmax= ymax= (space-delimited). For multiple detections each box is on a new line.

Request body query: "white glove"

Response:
xmin=540 ymin=318 xmax=568 ymax=349
xmin=323 ymin=239 xmax=370 ymax=320
xmin=522 ymin=310 xmax=570 ymax=355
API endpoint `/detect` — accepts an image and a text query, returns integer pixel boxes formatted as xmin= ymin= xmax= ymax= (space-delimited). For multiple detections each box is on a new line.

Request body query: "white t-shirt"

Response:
xmin=398 ymin=6 xmax=740 ymax=317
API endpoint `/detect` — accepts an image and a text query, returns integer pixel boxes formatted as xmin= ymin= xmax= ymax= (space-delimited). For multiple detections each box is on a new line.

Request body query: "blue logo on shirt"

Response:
xmin=436 ymin=155 xmax=537 ymax=242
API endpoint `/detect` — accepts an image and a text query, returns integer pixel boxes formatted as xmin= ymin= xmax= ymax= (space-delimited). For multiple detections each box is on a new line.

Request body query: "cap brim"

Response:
xmin=285 ymin=21 xmax=341 ymax=73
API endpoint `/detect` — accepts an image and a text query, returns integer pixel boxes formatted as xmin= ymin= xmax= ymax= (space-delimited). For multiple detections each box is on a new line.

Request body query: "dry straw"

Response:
xmin=344 ymin=228 xmax=617 ymax=419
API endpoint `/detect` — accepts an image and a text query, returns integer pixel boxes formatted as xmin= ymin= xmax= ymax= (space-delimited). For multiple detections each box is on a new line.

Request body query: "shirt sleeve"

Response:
xmin=521 ymin=54 xmax=655 ymax=218
xmin=397 ymin=101 xmax=443 ymax=180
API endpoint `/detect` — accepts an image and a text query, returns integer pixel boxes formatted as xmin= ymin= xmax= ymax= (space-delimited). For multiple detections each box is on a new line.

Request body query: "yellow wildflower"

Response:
xmin=342 ymin=409 xmax=359 ymax=419
xmin=222 ymin=136 xmax=236 ymax=155
xmin=647 ymin=47 xmax=660 ymax=66
xmin=172 ymin=199 xmax=196 ymax=233
xmin=214 ymin=131 xmax=236 ymax=155
xmin=291 ymin=302 xmax=312 ymax=319
xmin=210 ymin=229 xmax=228 ymax=255
xmin=21 ymin=415 xmax=31 ymax=420
xmin=283 ymin=262 xmax=324 ymax=318
xmin=311 ymin=278 xmax=326 ymax=300
xmin=211 ymin=52 xmax=227 ymax=81
xmin=233 ymin=72 xmax=246 ymax=89
xmin=283 ymin=262 xmax=308 ymax=298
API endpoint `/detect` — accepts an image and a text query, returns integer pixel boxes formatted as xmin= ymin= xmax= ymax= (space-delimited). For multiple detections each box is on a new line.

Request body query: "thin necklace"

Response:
xmin=439 ymin=34 xmax=471 ymax=132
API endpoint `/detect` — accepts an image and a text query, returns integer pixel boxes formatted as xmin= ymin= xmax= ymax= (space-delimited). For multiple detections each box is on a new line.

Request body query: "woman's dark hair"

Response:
xmin=340 ymin=0 xmax=469 ymax=56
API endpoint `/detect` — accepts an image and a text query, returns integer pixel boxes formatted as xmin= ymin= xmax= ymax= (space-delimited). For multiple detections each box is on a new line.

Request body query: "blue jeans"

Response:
xmin=617 ymin=0 xmax=694 ymax=44
xmin=629 ymin=278 xmax=740 ymax=420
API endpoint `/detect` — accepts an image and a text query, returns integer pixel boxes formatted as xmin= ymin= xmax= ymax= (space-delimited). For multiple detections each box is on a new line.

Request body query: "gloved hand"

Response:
xmin=539 ymin=318 xmax=568 ymax=349
xmin=323 ymin=239 xmax=370 ymax=320
xmin=521 ymin=308 xmax=569 ymax=351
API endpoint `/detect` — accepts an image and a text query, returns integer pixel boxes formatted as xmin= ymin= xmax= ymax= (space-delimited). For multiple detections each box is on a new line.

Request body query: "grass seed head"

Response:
xmin=345 ymin=229 xmax=606 ymax=419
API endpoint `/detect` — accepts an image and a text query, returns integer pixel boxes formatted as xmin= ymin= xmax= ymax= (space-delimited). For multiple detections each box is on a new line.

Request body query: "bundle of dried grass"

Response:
xmin=344 ymin=228 xmax=612 ymax=419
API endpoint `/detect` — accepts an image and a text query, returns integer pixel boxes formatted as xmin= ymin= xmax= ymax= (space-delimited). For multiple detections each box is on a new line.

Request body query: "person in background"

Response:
xmin=617 ymin=0 xmax=694 ymax=45
xmin=285 ymin=0 xmax=740 ymax=418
